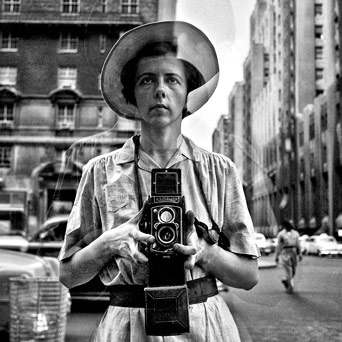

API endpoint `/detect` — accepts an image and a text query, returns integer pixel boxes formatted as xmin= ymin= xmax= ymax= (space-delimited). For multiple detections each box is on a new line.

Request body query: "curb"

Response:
xmin=258 ymin=261 xmax=277 ymax=269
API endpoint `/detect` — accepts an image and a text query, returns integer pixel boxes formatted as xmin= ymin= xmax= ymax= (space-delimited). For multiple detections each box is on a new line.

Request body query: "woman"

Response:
xmin=59 ymin=21 xmax=260 ymax=341
xmin=275 ymin=220 xmax=302 ymax=293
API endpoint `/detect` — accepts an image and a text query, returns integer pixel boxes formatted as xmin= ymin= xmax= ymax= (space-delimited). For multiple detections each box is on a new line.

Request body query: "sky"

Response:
xmin=175 ymin=0 xmax=257 ymax=151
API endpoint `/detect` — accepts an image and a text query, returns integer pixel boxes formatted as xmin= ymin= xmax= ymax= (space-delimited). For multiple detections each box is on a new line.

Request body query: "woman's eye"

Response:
xmin=167 ymin=77 xmax=178 ymax=84
xmin=141 ymin=78 xmax=151 ymax=84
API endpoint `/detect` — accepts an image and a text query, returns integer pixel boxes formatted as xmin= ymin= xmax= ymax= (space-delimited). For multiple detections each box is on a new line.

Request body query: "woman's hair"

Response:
xmin=120 ymin=41 xmax=205 ymax=117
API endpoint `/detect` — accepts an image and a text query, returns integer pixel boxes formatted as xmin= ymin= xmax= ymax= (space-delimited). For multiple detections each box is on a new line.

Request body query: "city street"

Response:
xmin=225 ymin=254 xmax=342 ymax=342
xmin=65 ymin=255 xmax=342 ymax=342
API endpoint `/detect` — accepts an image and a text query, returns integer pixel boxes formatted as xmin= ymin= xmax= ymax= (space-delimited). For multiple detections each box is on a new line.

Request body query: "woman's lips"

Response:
xmin=151 ymin=103 xmax=167 ymax=110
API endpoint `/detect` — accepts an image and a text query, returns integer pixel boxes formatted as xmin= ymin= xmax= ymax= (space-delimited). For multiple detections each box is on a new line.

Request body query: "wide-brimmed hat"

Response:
xmin=101 ymin=21 xmax=219 ymax=120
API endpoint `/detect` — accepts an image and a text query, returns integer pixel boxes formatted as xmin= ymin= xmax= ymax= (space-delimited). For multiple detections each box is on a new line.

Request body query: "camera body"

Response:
xmin=146 ymin=168 xmax=185 ymax=255
xmin=140 ymin=168 xmax=187 ymax=286
xmin=140 ymin=169 xmax=189 ymax=335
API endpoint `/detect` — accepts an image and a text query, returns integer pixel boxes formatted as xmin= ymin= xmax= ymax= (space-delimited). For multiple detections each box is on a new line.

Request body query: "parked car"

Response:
xmin=305 ymin=234 xmax=342 ymax=257
xmin=0 ymin=215 xmax=112 ymax=302
xmin=0 ymin=248 xmax=69 ymax=341
xmin=27 ymin=214 xmax=69 ymax=257
xmin=266 ymin=237 xmax=278 ymax=253
xmin=255 ymin=233 xmax=271 ymax=255
xmin=299 ymin=234 xmax=309 ymax=254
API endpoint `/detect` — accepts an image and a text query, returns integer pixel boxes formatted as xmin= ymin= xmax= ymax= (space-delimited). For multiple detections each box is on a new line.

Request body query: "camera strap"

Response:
xmin=132 ymin=134 xmax=229 ymax=248
xmin=133 ymin=134 xmax=144 ymax=211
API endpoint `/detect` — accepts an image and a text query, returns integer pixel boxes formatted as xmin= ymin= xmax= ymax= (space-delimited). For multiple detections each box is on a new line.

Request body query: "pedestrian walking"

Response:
xmin=275 ymin=220 xmax=302 ymax=293
xmin=59 ymin=21 xmax=260 ymax=341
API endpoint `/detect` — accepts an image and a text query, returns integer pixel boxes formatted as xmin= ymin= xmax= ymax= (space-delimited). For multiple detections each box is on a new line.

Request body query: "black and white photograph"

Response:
xmin=0 ymin=1 xmax=342 ymax=341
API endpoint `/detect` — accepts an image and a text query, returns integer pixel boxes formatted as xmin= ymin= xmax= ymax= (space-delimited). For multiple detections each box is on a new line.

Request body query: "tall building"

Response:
xmin=242 ymin=0 xmax=284 ymax=232
xmin=294 ymin=0 xmax=341 ymax=236
xmin=228 ymin=82 xmax=246 ymax=183
xmin=0 ymin=0 xmax=175 ymax=232
xmin=214 ymin=0 xmax=342 ymax=238
xmin=212 ymin=114 xmax=229 ymax=157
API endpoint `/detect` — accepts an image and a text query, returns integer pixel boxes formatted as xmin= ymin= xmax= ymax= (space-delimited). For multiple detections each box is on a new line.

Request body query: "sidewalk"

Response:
xmin=258 ymin=255 xmax=277 ymax=269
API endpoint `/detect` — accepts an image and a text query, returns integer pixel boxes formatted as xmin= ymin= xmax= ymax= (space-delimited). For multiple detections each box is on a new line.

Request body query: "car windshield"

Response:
xmin=32 ymin=220 xmax=67 ymax=242
xmin=0 ymin=225 xmax=26 ymax=236
xmin=0 ymin=212 xmax=26 ymax=236
xmin=319 ymin=237 xmax=335 ymax=243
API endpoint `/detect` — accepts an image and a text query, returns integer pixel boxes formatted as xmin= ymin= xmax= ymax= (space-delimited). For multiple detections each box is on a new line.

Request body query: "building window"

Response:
xmin=315 ymin=89 xmax=324 ymax=97
xmin=310 ymin=152 xmax=315 ymax=171
xmin=0 ymin=67 xmax=17 ymax=86
xmin=101 ymin=0 xmax=107 ymax=13
xmin=315 ymin=46 xmax=323 ymax=60
xmin=3 ymin=0 xmax=20 ymax=13
xmin=0 ymin=146 xmax=11 ymax=168
xmin=57 ymin=104 xmax=75 ymax=127
xmin=60 ymin=32 xmax=78 ymax=53
xmin=315 ymin=68 xmax=323 ymax=80
xmin=1 ymin=32 xmax=19 ymax=51
xmin=315 ymin=25 xmax=323 ymax=39
xmin=322 ymin=144 xmax=327 ymax=164
xmin=0 ymin=103 xmax=14 ymax=122
xmin=314 ymin=4 xmax=322 ymax=16
xmin=309 ymin=113 xmax=315 ymax=140
xmin=58 ymin=67 xmax=77 ymax=89
xmin=99 ymin=34 xmax=106 ymax=53
xmin=62 ymin=0 xmax=79 ymax=14
xmin=121 ymin=0 xmax=139 ymax=14
xmin=321 ymin=103 xmax=328 ymax=131
xmin=299 ymin=122 xmax=304 ymax=147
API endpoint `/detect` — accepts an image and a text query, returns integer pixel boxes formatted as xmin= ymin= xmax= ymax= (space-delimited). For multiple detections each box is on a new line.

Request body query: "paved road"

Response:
xmin=224 ymin=254 xmax=342 ymax=342
xmin=65 ymin=255 xmax=342 ymax=342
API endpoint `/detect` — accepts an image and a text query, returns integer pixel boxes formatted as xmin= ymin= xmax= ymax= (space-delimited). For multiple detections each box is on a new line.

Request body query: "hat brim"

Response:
xmin=101 ymin=21 xmax=219 ymax=120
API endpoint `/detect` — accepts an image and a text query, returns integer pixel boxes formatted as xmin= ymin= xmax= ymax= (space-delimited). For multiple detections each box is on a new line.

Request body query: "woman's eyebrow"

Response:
xmin=135 ymin=72 xmax=155 ymax=81
xmin=135 ymin=71 xmax=184 ymax=80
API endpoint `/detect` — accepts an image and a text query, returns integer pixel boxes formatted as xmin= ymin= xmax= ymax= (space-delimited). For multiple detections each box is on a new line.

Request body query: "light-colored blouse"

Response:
xmin=59 ymin=135 xmax=259 ymax=341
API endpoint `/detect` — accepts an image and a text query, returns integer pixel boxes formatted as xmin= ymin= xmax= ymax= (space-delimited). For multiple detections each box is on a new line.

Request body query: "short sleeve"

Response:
xmin=221 ymin=160 xmax=260 ymax=258
xmin=58 ymin=161 xmax=102 ymax=262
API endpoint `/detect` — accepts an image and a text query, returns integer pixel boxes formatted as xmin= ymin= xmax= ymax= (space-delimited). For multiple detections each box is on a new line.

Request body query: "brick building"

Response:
xmin=0 ymin=0 xmax=175 ymax=232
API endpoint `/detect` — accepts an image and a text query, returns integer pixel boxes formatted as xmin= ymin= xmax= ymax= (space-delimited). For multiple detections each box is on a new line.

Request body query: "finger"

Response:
xmin=134 ymin=230 xmax=155 ymax=244
xmin=132 ymin=250 xmax=149 ymax=264
xmin=186 ymin=210 xmax=195 ymax=226
xmin=173 ymin=243 xmax=197 ymax=255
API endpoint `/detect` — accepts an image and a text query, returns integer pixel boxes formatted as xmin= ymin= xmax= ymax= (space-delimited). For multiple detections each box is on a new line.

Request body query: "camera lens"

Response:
xmin=159 ymin=208 xmax=174 ymax=223
xmin=157 ymin=225 xmax=177 ymax=246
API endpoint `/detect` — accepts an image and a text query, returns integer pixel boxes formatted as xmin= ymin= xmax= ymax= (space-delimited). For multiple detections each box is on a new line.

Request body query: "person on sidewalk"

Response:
xmin=275 ymin=220 xmax=302 ymax=293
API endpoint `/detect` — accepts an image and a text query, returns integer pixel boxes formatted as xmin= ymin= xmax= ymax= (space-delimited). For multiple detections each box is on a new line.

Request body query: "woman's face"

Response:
xmin=134 ymin=55 xmax=188 ymax=128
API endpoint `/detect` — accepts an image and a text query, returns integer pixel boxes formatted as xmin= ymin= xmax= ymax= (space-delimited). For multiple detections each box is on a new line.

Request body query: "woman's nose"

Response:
xmin=154 ymin=80 xmax=166 ymax=98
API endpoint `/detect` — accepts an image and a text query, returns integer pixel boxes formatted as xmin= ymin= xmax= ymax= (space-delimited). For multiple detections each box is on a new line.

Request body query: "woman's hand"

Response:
xmin=172 ymin=211 xmax=259 ymax=290
xmin=59 ymin=209 xmax=155 ymax=289
xmin=172 ymin=210 xmax=207 ymax=269
xmin=102 ymin=209 xmax=155 ymax=264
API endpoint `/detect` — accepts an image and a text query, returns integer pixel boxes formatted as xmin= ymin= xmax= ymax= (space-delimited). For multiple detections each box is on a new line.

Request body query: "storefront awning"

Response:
xmin=298 ymin=218 xmax=306 ymax=229
xmin=279 ymin=193 xmax=288 ymax=209
xmin=336 ymin=213 xmax=342 ymax=229
xmin=321 ymin=215 xmax=329 ymax=226
xmin=309 ymin=217 xmax=317 ymax=229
